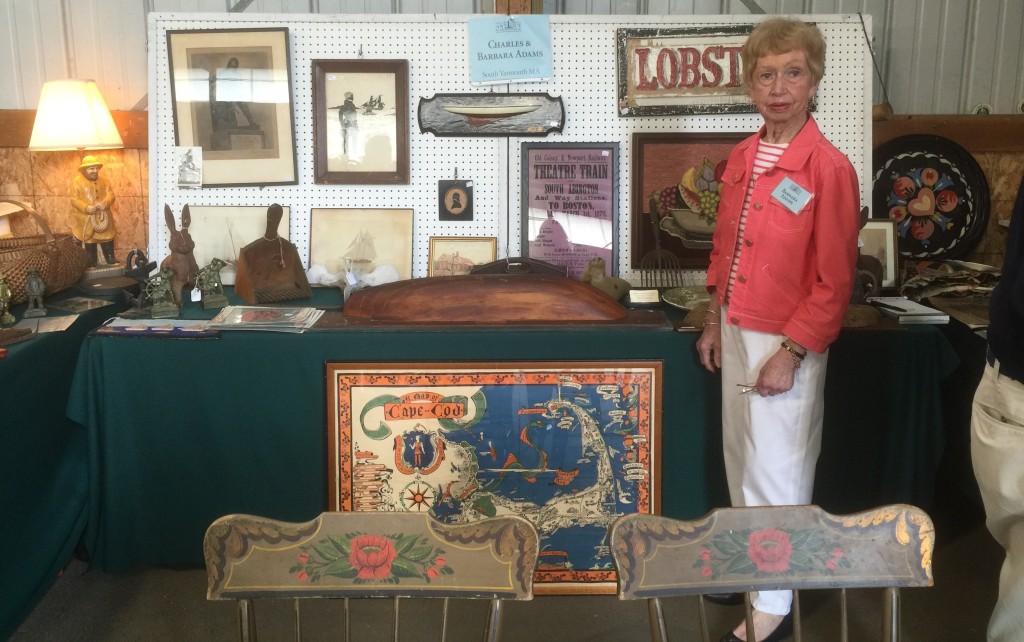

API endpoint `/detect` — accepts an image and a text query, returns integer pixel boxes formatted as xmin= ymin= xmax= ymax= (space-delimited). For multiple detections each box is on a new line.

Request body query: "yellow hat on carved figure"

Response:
xmin=79 ymin=155 xmax=103 ymax=169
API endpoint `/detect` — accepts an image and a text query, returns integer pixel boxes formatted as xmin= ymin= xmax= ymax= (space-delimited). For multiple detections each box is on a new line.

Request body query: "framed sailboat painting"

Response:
xmin=326 ymin=360 xmax=663 ymax=595
xmin=309 ymin=208 xmax=414 ymax=283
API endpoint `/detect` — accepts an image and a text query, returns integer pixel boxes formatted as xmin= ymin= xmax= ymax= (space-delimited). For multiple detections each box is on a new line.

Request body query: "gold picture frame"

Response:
xmin=326 ymin=360 xmax=662 ymax=595
xmin=427 ymin=236 xmax=497 ymax=277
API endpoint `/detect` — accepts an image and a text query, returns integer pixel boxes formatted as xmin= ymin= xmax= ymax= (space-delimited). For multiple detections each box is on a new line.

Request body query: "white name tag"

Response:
xmin=771 ymin=177 xmax=813 ymax=214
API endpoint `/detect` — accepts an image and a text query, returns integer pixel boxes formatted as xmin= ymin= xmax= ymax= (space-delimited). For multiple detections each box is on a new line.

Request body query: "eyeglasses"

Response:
xmin=736 ymin=383 xmax=759 ymax=395
xmin=754 ymin=67 xmax=809 ymax=87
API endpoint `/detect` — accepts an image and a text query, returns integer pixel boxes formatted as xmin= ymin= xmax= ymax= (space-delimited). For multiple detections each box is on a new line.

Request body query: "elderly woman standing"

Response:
xmin=695 ymin=17 xmax=860 ymax=642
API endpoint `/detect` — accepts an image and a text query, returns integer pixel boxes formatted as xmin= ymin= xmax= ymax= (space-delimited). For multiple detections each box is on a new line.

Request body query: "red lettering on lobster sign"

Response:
xmin=633 ymin=47 xmax=658 ymax=90
xmin=633 ymin=44 xmax=744 ymax=92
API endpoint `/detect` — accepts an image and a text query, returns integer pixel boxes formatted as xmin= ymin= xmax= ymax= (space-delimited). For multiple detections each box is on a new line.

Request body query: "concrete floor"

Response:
xmin=11 ymin=504 xmax=1003 ymax=642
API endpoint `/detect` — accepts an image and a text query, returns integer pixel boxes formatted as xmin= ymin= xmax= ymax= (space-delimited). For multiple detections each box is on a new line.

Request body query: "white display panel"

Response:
xmin=149 ymin=13 xmax=870 ymax=284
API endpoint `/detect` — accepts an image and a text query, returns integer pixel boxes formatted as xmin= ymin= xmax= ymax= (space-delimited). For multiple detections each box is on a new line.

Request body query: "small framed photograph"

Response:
xmin=186 ymin=205 xmax=289 ymax=286
xmin=312 ymin=59 xmax=410 ymax=184
xmin=860 ymin=219 xmax=900 ymax=290
xmin=166 ymin=28 xmax=297 ymax=187
xmin=427 ymin=236 xmax=497 ymax=276
xmin=309 ymin=208 xmax=414 ymax=281
xmin=631 ymin=132 xmax=747 ymax=269
xmin=520 ymin=142 xmax=619 ymax=279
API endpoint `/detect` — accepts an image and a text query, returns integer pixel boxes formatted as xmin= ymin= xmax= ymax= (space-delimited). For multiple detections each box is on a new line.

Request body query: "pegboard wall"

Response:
xmin=148 ymin=13 xmax=871 ymax=285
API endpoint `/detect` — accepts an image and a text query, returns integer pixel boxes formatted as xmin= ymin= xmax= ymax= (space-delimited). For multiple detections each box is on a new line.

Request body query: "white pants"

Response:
xmin=720 ymin=316 xmax=828 ymax=616
xmin=971 ymin=357 xmax=1024 ymax=642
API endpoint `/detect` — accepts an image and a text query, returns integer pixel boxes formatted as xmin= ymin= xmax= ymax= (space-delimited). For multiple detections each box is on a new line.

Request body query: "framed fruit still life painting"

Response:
xmin=631 ymin=132 xmax=747 ymax=270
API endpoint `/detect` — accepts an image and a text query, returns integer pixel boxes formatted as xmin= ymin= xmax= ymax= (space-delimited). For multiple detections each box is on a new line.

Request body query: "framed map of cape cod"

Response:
xmin=326 ymin=361 xmax=662 ymax=595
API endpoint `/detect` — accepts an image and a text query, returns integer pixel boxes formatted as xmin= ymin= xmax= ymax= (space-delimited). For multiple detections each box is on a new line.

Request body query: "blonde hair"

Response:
xmin=741 ymin=17 xmax=826 ymax=88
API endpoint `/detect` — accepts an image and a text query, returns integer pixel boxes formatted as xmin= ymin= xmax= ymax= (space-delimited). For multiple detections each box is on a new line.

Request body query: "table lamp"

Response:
xmin=28 ymin=79 xmax=123 ymax=153
xmin=29 ymin=80 xmax=128 ymax=287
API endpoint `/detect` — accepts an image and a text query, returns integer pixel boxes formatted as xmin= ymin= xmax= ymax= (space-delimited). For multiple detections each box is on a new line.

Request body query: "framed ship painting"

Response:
xmin=326 ymin=360 xmax=663 ymax=595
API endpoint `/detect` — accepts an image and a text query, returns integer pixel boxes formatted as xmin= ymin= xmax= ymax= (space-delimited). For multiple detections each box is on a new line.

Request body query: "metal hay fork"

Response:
xmin=639 ymin=195 xmax=685 ymax=290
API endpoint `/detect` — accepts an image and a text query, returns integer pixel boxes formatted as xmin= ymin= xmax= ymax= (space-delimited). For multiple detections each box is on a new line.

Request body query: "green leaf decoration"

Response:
xmin=319 ymin=559 xmax=357 ymax=577
xmin=405 ymin=545 xmax=434 ymax=562
xmin=312 ymin=541 xmax=342 ymax=562
xmin=394 ymin=534 xmax=419 ymax=555
xmin=390 ymin=559 xmax=420 ymax=578
xmin=328 ymin=535 xmax=350 ymax=555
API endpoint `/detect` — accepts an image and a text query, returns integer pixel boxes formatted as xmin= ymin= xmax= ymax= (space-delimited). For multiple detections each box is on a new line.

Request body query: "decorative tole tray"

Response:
xmin=342 ymin=274 xmax=629 ymax=325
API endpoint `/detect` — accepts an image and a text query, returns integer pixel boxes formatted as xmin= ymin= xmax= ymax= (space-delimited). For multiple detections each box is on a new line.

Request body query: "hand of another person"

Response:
xmin=696 ymin=324 xmax=722 ymax=372
xmin=754 ymin=349 xmax=797 ymax=396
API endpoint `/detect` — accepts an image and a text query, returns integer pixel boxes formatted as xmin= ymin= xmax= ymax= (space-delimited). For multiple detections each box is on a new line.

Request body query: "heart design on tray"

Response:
xmin=907 ymin=188 xmax=935 ymax=217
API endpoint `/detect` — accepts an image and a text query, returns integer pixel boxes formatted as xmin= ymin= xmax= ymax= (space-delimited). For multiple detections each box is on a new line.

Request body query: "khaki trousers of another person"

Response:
xmin=971 ymin=357 xmax=1024 ymax=642
xmin=720 ymin=314 xmax=828 ymax=616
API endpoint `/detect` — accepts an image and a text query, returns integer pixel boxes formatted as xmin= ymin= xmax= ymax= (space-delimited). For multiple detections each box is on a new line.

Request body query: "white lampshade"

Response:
xmin=29 ymin=80 xmax=124 ymax=150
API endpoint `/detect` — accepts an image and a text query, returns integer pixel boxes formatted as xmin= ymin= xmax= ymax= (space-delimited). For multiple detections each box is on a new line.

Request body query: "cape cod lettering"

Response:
xmin=617 ymin=27 xmax=756 ymax=116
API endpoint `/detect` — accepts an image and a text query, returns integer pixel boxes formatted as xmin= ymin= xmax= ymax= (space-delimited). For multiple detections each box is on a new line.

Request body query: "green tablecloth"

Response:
xmin=1 ymin=293 xmax=122 ymax=639
xmin=65 ymin=303 xmax=959 ymax=571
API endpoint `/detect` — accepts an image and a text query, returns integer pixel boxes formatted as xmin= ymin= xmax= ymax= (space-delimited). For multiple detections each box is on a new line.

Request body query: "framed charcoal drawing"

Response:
xmin=631 ymin=132 xmax=747 ymax=270
xmin=166 ymin=28 xmax=297 ymax=187
xmin=312 ymin=59 xmax=409 ymax=184
xmin=326 ymin=360 xmax=662 ymax=595
xmin=418 ymin=93 xmax=564 ymax=137
xmin=521 ymin=142 xmax=619 ymax=280
xmin=427 ymin=236 xmax=497 ymax=277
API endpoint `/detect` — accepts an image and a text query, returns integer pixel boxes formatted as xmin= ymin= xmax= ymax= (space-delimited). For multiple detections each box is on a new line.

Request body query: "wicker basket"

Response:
xmin=0 ymin=199 xmax=90 ymax=304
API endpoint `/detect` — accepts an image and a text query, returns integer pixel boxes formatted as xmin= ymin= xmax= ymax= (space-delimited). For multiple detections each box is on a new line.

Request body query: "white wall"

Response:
xmin=147 ymin=13 xmax=870 ymax=283
xmin=2 ymin=0 xmax=1023 ymax=113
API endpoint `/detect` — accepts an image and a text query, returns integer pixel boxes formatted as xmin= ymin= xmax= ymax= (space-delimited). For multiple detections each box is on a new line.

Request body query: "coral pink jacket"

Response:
xmin=706 ymin=115 xmax=860 ymax=353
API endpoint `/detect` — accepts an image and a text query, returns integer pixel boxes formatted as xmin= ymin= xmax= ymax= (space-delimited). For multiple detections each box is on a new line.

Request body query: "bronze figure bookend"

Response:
xmin=197 ymin=258 xmax=229 ymax=309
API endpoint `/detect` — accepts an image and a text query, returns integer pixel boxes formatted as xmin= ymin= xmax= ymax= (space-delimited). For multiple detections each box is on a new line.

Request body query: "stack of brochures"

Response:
xmin=207 ymin=306 xmax=324 ymax=332
xmin=867 ymin=297 xmax=950 ymax=324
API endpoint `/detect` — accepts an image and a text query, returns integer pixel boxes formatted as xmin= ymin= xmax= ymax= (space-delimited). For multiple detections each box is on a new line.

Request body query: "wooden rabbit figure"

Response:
xmin=161 ymin=204 xmax=199 ymax=306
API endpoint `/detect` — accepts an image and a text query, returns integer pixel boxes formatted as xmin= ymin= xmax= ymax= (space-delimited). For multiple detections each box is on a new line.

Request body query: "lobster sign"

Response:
xmin=616 ymin=26 xmax=756 ymax=117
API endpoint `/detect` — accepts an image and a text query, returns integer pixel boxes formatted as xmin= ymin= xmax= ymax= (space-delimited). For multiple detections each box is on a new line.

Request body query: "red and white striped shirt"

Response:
xmin=724 ymin=140 xmax=788 ymax=303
